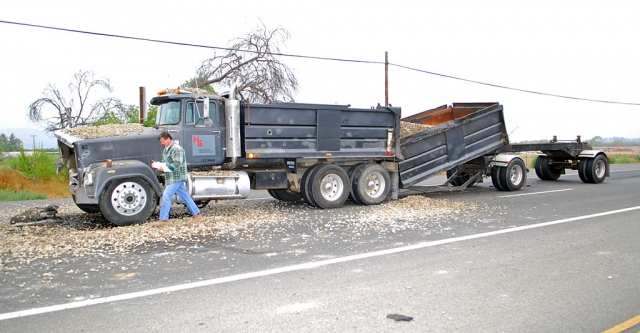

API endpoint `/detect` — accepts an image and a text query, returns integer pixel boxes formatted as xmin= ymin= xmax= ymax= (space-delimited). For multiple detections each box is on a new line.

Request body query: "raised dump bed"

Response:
xmin=398 ymin=103 xmax=508 ymax=188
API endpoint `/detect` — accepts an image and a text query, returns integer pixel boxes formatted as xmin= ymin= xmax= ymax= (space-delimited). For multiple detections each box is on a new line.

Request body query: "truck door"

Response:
xmin=182 ymin=99 xmax=225 ymax=166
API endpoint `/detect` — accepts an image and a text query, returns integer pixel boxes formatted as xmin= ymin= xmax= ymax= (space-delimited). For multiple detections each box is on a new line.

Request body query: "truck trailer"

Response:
xmin=54 ymin=89 xmax=609 ymax=225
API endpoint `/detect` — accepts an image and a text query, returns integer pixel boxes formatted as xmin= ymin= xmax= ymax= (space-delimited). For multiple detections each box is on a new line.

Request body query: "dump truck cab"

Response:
xmin=151 ymin=90 xmax=226 ymax=167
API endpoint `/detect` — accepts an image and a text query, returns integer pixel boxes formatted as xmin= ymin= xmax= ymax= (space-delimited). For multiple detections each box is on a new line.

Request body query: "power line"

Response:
xmin=391 ymin=63 xmax=640 ymax=106
xmin=1 ymin=19 xmax=639 ymax=106
xmin=0 ymin=20 xmax=383 ymax=65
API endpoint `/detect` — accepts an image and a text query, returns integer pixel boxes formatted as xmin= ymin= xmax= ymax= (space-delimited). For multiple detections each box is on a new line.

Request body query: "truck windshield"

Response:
xmin=156 ymin=101 xmax=181 ymax=125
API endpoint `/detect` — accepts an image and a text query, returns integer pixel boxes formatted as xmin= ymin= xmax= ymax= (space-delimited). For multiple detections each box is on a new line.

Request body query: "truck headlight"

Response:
xmin=84 ymin=173 xmax=94 ymax=186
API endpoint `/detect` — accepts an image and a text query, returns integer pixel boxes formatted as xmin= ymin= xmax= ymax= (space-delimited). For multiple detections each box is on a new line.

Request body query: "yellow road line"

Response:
xmin=602 ymin=314 xmax=640 ymax=333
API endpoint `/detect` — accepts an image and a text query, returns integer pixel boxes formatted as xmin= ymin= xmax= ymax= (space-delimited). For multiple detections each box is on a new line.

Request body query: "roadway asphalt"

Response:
xmin=0 ymin=163 xmax=639 ymax=332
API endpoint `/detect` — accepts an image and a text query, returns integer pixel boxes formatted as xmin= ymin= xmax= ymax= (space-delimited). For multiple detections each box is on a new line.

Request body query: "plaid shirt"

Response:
xmin=161 ymin=141 xmax=188 ymax=185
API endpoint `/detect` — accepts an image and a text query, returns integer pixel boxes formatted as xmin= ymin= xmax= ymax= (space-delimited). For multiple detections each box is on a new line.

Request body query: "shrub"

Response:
xmin=6 ymin=149 xmax=66 ymax=181
xmin=529 ymin=155 xmax=538 ymax=169
xmin=609 ymin=156 xmax=632 ymax=164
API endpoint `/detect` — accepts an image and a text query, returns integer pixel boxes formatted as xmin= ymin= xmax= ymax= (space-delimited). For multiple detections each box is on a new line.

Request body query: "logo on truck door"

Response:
xmin=191 ymin=135 xmax=217 ymax=156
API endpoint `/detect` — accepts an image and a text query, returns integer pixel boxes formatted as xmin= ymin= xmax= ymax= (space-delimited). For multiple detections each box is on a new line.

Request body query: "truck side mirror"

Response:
xmin=203 ymin=97 xmax=209 ymax=118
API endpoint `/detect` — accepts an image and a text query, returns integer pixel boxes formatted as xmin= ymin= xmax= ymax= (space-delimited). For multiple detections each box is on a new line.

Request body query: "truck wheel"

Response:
xmin=499 ymin=158 xmax=526 ymax=191
xmin=308 ymin=164 xmax=350 ymax=209
xmin=446 ymin=168 xmax=472 ymax=186
xmin=347 ymin=163 xmax=367 ymax=204
xmin=301 ymin=164 xmax=324 ymax=207
xmin=491 ymin=166 xmax=505 ymax=191
xmin=578 ymin=158 xmax=590 ymax=183
xmin=536 ymin=156 xmax=561 ymax=181
xmin=72 ymin=195 xmax=101 ymax=214
xmin=534 ymin=156 xmax=547 ymax=180
xmin=586 ymin=155 xmax=607 ymax=184
xmin=267 ymin=189 xmax=281 ymax=200
xmin=267 ymin=189 xmax=303 ymax=202
xmin=195 ymin=200 xmax=210 ymax=208
xmin=99 ymin=178 xmax=157 ymax=226
xmin=352 ymin=163 xmax=391 ymax=205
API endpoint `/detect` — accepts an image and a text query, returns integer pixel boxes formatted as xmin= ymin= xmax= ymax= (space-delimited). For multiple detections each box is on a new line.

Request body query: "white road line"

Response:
xmin=499 ymin=188 xmax=573 ymax=198
xmin=1 ymin=205 xmax=639 ymax=321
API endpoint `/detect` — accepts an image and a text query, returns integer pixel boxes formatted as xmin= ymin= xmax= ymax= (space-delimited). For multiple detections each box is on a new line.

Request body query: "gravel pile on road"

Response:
xmin=0 ymin=196 xmax=486 ymax=265
xmin=400 ymin=121 xmax=432 ymax=138
xmin=61 ymin=123 xmax=145 ymax=139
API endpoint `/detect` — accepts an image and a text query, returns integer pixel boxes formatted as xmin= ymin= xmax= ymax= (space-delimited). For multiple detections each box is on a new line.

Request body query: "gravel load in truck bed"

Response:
xmin=400 ymin=121 xmax=432 ymax=138
xmin=61 ymin=123 xmax=146 ymax=140
xmin=61 ymin=121 xmax=430 ymax=141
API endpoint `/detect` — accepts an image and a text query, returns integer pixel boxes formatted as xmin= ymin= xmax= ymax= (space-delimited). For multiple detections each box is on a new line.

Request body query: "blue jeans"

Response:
xmin=159 ymin=181 xmax=200 ymax=220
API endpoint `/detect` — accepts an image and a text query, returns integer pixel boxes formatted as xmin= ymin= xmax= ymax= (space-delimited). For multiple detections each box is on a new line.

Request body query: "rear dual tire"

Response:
xmin=492 ymin=158 xmax=526 ymax=191
xmin=534 ymin=156 xmax=561 ymax=181
xmin=579 ymin=155 xmax=607 ymax=184
xmin=351 ymin=163 xmax=391 ymax=205
xmin=267 ymin=189 xmax=303 ymax=202
xmin=301 ymin=163 xmax=391 ymax=208
xmin=305 ymin=164 xmax=350 ymax=209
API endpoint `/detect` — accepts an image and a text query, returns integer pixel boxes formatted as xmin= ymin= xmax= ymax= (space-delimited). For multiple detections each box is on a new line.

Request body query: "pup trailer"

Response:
xmin=54 ymin=89 xmax=609 ymax=226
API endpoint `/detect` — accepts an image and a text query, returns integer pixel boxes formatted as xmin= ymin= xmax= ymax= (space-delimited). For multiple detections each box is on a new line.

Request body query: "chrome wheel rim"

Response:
xmin=510 ymin=165 xmax=523 ymax=185
xmin=110 ymin=181 xmax=147 ymax=216
xmin=595 ymin=159 xmax=606 ymax=178
xmin=320 ymin=174 xmax=344 ymax=202
xmin=365 ymin=172 xmax=385 ymax=198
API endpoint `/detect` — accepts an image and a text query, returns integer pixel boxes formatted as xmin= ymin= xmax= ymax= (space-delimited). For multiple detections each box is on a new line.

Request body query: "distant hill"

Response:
xmin=0 ymin=126 xmax=58 ymax=149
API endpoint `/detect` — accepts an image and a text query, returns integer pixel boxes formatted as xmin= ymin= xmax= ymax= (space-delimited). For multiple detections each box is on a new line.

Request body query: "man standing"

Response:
xmin=150 ymin=132 xmax=203 ymax=227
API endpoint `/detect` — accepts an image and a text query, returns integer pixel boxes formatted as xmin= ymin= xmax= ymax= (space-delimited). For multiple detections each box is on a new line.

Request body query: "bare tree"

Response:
xmin=192 ymin=24 xmax=298 ymax=104
xmin=28 ymin=70 xmax=127 ymax=132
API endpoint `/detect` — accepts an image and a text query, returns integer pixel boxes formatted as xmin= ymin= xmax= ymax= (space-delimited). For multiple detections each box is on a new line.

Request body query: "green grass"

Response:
xmin=0 ymin=189 xmax=46 ymax=201
xmin=609 ymin=156 xmax=634 ymax=164
xmin=529 ymin=155 xmax=538 ymax=169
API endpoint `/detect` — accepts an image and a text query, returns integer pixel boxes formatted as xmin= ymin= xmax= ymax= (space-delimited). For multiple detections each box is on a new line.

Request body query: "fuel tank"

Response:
xmin=185 ymin=171 xmax=250 ymax=200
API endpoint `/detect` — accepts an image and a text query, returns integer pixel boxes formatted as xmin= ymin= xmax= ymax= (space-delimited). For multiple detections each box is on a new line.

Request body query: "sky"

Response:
xmin=1 ymin=0 xmax=639 ymax=148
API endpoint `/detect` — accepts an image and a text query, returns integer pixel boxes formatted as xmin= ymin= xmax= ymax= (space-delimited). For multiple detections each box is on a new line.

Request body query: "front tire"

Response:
xmin=99 ymin=178 xmax=157 ymax=226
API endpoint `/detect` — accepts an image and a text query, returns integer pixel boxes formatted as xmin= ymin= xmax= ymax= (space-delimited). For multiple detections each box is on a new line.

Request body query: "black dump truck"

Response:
xmin=54 ymin=88 xmax=609 ymax=225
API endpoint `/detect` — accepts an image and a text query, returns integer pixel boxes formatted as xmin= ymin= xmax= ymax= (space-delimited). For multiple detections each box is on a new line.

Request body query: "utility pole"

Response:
xmin=139 ymin=87 xmax=147 ymax=124
xmin=385 ymin=51 xmax=389 ymax=107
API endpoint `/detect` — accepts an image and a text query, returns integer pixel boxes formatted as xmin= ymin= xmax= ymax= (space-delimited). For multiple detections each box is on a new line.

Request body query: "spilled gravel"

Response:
xmin=0 ymin=196 xmax=490 ymax=267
